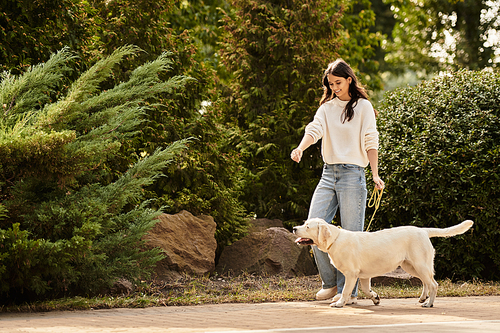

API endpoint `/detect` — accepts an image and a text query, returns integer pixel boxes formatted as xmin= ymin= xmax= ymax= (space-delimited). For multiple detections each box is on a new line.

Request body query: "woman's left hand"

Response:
xmin=373 ymin=176 xmax=385 ymax=190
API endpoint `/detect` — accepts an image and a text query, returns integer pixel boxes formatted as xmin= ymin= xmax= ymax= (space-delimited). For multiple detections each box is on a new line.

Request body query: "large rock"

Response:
xmin=247 ymin=218 xmax=283 ymax=233
xmin=215 ymin=227 xmax=318 ymax=277
xmin=143 ymin=210 xmax=217 ymax=280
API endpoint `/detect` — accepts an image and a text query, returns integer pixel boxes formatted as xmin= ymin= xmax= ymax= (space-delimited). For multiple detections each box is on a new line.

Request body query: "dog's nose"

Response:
xmin=292 ymin=226 xmax=298 ymax=233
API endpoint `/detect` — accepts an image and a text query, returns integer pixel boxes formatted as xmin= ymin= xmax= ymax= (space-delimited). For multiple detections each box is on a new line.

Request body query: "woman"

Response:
xmin=291 ymin=59 xmax=384 ymax=304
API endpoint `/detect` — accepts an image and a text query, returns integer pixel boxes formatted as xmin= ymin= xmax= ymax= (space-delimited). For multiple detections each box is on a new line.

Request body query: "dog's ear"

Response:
xmin=317 ymin=224 xmax=333 ymax=250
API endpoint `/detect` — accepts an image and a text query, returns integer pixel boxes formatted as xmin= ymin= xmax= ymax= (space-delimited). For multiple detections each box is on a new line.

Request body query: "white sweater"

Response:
xmin=305 ymin=97 xmax=379 ymax=168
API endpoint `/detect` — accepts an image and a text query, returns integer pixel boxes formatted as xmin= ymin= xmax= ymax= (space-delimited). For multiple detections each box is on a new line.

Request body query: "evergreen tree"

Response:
xmin=337 ymin=0 xmax=384 ymax=92
xmin=165 ymin=0 xmax=230 ymax=74
xmin=219 ymin=0 xmax=344 ymax=222
xmin=0 ymin=46 xmax=192 ymax=303
xmin=0 ymin=0 xmax=95 ymax=73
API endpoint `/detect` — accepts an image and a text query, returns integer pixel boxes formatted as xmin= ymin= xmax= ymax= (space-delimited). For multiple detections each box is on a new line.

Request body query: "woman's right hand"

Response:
xmin=290 ymin=148 xmax=303 ymax=163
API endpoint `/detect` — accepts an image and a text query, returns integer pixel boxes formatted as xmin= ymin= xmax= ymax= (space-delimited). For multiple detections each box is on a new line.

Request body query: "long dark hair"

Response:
xmin=319 ymin=59 xmax=374 ymax=123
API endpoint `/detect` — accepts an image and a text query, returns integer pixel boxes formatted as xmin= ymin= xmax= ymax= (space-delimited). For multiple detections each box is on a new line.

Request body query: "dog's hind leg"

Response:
xmin=412 ymin=263 xmax=438 ymax=307
xmin=359 ymin=278 xmax=380 ymax=305
xmin=401 ymin=261 xmax=421 ymax=280
xmin=401 ymin=261 xmax=428 ymax=303
xmin=417 ymin=281 xmax=429 ymax=304
xmin=419 ymin=272 xmax=438 ymax=307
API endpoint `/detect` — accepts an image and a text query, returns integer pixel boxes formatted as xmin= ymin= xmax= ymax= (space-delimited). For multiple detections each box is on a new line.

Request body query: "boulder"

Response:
xmin=110 ymin=278 xmax=134 ymax=296
xmin=215 ymin=227 xmax=318 ymax=277
xmin=143 ymin=210 xmax=217 ymax=280
xmin=247 ymin=218 xmax=283 ymax=233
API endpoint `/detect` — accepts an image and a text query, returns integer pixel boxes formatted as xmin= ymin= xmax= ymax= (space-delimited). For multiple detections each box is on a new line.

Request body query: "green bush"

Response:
xmin=0 ymin=46 xmax=192 ymax=303
xmin=377 ymin=69 xmax=500 ymax=281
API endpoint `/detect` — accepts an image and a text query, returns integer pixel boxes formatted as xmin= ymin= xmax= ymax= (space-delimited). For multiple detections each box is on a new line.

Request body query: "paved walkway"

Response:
xmin=1 ymin=296 xmax=499 ymax=332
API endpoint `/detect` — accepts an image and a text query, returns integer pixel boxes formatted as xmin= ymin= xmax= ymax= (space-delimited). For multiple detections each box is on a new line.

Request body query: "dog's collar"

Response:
xmin=325 ymin=224 xmax=340 ymax=251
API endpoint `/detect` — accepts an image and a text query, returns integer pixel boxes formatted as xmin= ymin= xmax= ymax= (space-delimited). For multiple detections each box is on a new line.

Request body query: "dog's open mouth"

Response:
xmin=295 ymin=237 xmax=314 ymax=246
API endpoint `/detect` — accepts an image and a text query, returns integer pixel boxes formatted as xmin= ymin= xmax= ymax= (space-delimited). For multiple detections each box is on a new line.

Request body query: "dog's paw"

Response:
xmin=421 ymin=301 xmax=434 ymax=308
xmin=419 ymin=296 xmax=429 ymax=303
xmin=330 ymin=301 xmax=345 ymax=308
xmin=369 ymin=290 xmax=380 ymax=305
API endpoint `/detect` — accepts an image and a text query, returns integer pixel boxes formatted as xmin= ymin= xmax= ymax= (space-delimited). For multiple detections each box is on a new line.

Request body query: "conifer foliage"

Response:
xmin=0 ymin=46 xmax=192 ymax=302
xmin=220 ymin=0 xmax=343 ymax=221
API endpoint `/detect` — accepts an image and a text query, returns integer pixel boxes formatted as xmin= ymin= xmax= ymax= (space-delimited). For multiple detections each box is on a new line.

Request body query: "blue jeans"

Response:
xmin=308 ymin=164 xmax=367 ymax=297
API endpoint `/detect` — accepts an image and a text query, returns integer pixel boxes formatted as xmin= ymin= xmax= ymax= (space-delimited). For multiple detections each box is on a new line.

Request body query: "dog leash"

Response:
xmin=366 ymin=187 xmax=383 ymax=232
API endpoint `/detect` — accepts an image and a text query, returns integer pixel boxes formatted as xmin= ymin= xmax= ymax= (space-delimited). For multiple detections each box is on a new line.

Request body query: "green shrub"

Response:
xmin=0 ymin=46 xmax=192 ymax=303
xmin=377 ymin=69 xmax=500 ymax=281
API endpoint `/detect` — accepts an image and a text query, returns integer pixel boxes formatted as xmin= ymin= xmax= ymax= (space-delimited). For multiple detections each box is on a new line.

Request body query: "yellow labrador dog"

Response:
xmin=293 ymin=218 xmax=473 ymax=308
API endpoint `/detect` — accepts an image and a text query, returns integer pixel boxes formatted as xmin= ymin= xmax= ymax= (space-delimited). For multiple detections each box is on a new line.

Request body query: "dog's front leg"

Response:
xmin=359 ymin=278 xmax=380 ymax=305
xmin=330 ymin=274 xmax=357 ymax=308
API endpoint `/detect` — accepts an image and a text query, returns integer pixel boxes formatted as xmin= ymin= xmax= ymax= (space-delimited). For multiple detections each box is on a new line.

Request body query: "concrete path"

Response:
xmin=1 ymin=296 xmax=499 ymax=332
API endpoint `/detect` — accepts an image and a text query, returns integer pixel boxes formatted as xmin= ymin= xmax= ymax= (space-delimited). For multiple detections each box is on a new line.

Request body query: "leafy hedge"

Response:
xmin=377 ymin=69 xmax=500 ymax=281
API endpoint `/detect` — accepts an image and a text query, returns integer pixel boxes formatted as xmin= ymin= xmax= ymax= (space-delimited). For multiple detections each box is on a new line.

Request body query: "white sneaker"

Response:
xmin=315 ymin=286 xmax=338 ymax=300
xmin=332 ymin=294 xmax=357 ymax=304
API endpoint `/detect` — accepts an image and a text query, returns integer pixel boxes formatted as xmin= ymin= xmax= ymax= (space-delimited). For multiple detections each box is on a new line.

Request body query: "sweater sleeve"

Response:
xmin=304 ymin=106 xmax=325 ymax=144
xmin=362 ymin=101 xmax=379 ymax=151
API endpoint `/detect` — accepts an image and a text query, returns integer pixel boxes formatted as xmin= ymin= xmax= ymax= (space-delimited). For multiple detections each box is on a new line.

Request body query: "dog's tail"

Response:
xmin=425 ymin=220 xmax=474 ymax=238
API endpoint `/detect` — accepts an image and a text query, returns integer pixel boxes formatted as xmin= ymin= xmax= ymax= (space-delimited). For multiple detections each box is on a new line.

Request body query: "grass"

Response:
xmin=1 ymin=274 xmax=499 ymax=313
